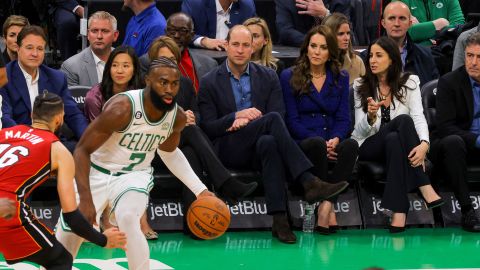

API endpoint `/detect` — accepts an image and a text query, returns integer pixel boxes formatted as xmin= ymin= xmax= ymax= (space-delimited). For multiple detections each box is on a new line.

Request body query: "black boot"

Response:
xmin=272 ymin=213 xmax=297 ymax=244
xmin=219 ymin=178 xmax=258 ymax=204
xmin=462 ymin=209 xmax=480 ymax=232
xmin=303 ymin=177 xmax=349 ymax=204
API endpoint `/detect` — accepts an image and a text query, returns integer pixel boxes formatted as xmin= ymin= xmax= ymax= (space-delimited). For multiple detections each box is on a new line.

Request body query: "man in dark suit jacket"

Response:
xmin=360 ymin=1 xmax=439 ymax=87
xmin=275 ymin=0 xmax=350 ymax=47
xmin=430 ymin=32 xmax=480 ymax=232
xmin=0 ymin=26 xmax=88 ymax=144
xmin=181 ymin=0 xmax=256 ymax=50
xmin=51 ymin=0 xmax=84 ymax=60
xmin=198 ymin=25 xmax=348 ymax=243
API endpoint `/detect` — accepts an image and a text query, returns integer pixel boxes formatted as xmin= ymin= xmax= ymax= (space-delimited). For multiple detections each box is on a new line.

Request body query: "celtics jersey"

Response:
xmin=91 ymin=89 xmax=177 ymax=174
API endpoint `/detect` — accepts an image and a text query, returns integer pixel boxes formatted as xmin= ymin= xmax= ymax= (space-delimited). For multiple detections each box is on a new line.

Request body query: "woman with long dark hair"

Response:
xmin=84 ymin=46 xmax=143 ymax=121
xmin=280 ymin=25 xmax=358 ymax=234
xmin=352 ymin=36 xmax=443 ymax=232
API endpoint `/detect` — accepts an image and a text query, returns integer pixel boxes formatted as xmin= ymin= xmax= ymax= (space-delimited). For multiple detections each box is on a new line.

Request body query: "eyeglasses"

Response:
xmin=166 ymin=27 xmax=191 ymax=35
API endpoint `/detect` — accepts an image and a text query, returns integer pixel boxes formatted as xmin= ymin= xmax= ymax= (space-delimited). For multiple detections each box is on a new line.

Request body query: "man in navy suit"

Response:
xmin=181 ymin=0 xmax=255 ymax=50
xmin=51 ymin=0 xmax=84 ymax=60
xmin=198 ymin=25 xmax=348 ymax=243
xmin=0 ymin=26 xmax=88 ymax=147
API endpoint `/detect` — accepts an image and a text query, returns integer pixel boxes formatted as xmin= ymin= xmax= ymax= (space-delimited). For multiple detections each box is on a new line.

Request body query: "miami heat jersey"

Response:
xmin=0 ymin=125 xmax=58 ymax=261
xmin=90 ymin=89 xmax=177 ymax=174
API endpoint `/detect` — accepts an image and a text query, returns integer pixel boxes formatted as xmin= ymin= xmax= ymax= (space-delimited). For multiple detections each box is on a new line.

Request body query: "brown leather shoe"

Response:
xmin=303 ymin=177 xmax=349 ymax=204
xmin=272 ymin=213 xmax=296 ymax=244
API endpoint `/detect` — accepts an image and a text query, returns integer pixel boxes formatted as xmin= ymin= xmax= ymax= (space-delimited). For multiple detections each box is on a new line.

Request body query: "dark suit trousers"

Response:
xmin=358 ymin=115 xmax=430 ymax=213
xmin=54 ymin=8 xmax=79 ymax=60
xmin=299 ymin=137 xmax=359 ymax=203
xmin=430 ymin=135 xmax=480 ymax=210
xmin=216 ymin=112 xmax=313 ymax=214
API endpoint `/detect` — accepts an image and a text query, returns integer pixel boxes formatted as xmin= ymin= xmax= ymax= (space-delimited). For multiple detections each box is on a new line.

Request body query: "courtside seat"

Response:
xmin=421 ymin=79 xmax=480 ymax=183
xmin=69 ymin=85 xmax=90 ymax=112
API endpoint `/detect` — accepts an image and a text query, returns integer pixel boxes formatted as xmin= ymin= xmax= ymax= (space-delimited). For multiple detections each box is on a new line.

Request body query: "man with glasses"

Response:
xmin=61 ymin=11 xmax=119 ymax=87
xmin=139 ymin=13 xmax=217 ymax=92
xmin=165 ymin=12 xmax=218 ymax=92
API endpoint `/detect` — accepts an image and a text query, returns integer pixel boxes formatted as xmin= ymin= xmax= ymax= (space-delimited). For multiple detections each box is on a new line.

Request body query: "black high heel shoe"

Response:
xmin=425 ymin=198 xmax=444 ymax=209
xmin=388 ymin=213 xmax=407 ymax=234
xmin=388 ymin=225 xmax=406 ymax=233
xmin=313 ymin=204 xmax=335 ymax=235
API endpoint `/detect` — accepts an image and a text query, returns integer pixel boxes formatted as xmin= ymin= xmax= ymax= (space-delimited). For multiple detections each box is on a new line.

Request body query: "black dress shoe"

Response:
xmin=272 ymin=213 xmax=297 ymax=244
xmin=303 ymin=177 xmax=349 ymax=203
xmin=388 ymin=225 xmax=406 ymax=233
xmin=425 ymin=198 xmax=445 ymax=209
xmin=219 ymin=178 xmax=258 ymax=204
xmin=462 ymin=209 xmax=480 ymax=232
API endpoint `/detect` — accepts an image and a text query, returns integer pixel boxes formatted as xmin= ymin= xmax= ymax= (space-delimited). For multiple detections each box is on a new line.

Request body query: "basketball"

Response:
xmin=187 ymin=196 xmax=231 ymax=240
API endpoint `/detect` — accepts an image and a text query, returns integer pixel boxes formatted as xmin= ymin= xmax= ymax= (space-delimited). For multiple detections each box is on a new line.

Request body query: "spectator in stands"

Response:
xmin=61 ymin=11 xmax=119 ymax=87
xmin=198 ymin=25 xmax=349 ymax=243
xmin=148 ymin=36 xmax=257 ymax=238
xmin=452 ymin=23 xmax=480 ymax=70
xmin=2 ymin=15 xmax=29 ymax=63
xmin=181 ymin=0 xmax=256 ymax=50
xmin=84 ymin=46 xmax=143 ymax=122
xmin=164 ymin=12 xmax=218 ymax=91
xmin=0 ymin=26 xmax=88 ymax=151
xmin=123 ymin=0 xmax=166 ymax=55
xmin=360 ymin=2 xmax=439 ymax=87
xmin=243 ymin=17 xmax=284 ymax=75
xmin=51 ymin=0 xmax=84 ymax=60
xmin=275 ymin=0 xmax=350 ymax=47
xmin=322 ymin=13 xmax=365 ymax=85
xmin=400 ymin=0 xmax=465 ymax=45
xmin=430 ymin=32 xmax=480 ymax=232
xmin=280 ymin=26 xmax=358 ymax=234
xmin=352 ymin=37 xmax=443 ymax=233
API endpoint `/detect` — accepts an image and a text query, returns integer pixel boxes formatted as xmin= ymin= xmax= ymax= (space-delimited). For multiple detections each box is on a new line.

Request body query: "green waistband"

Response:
xmin=91 ymin=162 xmax=125 ymax=176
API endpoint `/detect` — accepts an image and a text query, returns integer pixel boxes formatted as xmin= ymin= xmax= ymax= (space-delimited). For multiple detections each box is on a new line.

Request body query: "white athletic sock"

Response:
xmin=115 ymin=191 xmax=150 ymax=270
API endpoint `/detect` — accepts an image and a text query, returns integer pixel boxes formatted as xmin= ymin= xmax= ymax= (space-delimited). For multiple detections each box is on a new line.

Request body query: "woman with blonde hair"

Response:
xmin=322 ymin=13 xmax=365 ymax=85
xmin=243 ymin=17 xmax=284 ymax=74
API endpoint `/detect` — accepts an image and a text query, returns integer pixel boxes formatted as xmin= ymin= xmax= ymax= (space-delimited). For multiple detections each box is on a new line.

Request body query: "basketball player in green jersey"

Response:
xmin=56 ymin=57 xmax=215 ymax=270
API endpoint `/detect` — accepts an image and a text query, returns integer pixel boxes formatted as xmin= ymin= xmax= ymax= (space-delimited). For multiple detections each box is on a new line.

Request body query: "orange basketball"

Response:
xmin=187 ymin=196 xmax=231 ymax=240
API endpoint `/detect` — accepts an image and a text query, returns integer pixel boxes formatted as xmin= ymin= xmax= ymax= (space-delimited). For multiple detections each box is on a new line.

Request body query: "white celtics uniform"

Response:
xmin=61 ymin=89 xmax=178 ymax=229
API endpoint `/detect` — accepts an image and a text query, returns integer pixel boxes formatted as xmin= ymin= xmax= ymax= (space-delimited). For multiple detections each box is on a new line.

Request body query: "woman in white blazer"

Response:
xmin=352 ymin=37 xmax=443 ymax=233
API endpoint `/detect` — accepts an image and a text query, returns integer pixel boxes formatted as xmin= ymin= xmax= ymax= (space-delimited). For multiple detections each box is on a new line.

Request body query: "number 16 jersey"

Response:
xmin=91 ymin=89 xmax=177 ymax=175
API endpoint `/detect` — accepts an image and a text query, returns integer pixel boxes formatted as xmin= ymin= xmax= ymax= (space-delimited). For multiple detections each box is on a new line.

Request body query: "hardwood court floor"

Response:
xmin=1 ymin=228 xmax=480 ymax=269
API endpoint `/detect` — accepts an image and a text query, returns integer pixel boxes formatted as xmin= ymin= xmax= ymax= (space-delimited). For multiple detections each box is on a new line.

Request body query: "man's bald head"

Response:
xmin=383 ymin=1 xmax=411 ymax=19
xmin=381 ymin=1 xmax=412 ymax=42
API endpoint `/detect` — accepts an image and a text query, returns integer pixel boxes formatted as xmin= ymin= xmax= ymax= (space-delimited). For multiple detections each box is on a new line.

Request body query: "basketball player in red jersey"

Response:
xmin=0 ymin=92 xmax=127 ymax=269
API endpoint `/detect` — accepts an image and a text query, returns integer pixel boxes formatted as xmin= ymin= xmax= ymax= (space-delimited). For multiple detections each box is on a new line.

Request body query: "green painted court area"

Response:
xmin=1 ymin=228 xmax=480 ymax=270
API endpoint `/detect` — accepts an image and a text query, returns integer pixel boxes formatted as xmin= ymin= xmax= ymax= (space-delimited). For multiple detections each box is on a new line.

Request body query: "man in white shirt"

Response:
xmin=0 ymin=26 xmax=88 ymax=150
xmin=181 ymin=0 xmax=256 ymax=50
xmin=61 ymin=11 xmax=119 ymax=87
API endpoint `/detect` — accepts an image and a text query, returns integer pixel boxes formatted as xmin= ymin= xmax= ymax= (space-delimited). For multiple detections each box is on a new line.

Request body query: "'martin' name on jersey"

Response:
xmin=4 ymin=129 xmax=44 ymax=145
xmin=118 ymin=132 xmax=166 ymax=152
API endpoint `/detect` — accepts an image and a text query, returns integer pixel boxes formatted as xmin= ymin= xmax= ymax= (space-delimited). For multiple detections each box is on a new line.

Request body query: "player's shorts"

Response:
xmin=58 ymin=164 xmax=154 ymax=231
xmin=0 ymin=202 xmax=56 ymax=263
